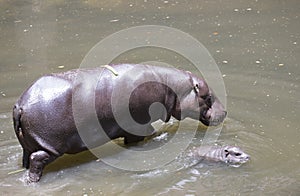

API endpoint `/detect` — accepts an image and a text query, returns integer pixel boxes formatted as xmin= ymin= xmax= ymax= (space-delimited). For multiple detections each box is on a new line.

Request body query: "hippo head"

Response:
xmin=174 ymin=74 xmax=227 ymax=126
xmin=223 ymin=146 xmax=250 ymax=166
xmin=196 ymin=81 xmax=227 ymax=126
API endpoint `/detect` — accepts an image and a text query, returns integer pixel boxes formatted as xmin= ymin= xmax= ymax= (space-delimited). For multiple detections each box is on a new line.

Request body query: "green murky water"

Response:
xmin=0 ymin=0 xmax=299 ymax=195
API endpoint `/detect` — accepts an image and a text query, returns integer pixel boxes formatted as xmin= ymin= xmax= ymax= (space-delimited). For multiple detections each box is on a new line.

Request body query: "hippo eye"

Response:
xmin=235 ymin=153 xmax=241 ymax=156
xmin=205 ymin=95 xmax=214 ymax=107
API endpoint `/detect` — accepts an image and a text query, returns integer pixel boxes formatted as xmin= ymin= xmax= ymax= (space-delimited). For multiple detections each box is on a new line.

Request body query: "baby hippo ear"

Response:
xmin=224 ymin=149 xmax=230 ymax=157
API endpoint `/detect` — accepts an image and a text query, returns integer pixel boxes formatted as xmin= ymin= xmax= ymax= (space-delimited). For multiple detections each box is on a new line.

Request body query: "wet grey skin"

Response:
xmin=12 ymin=64 xmax=227 ymax=183
xmin=190 ymin=145 xmax=250 ymax=166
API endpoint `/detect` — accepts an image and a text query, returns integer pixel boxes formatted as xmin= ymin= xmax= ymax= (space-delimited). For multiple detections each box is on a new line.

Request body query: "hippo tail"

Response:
xmin=13 ymin=104 xmax=32 ymax=169
xmin=13 ymin=104 xmax=23 ymax=138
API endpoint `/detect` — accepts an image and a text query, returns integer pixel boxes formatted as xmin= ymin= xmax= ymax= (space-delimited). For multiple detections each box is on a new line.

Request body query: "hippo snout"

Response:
xmin=224 ymin=146 xmax=251 ymax=166
xmin=210 ymin=111 xmax=227 ymax=126
xmin=202 ymin=109 xmax=227 ymax=126
xmin=204 ymin=95 xmax=227 ymax=126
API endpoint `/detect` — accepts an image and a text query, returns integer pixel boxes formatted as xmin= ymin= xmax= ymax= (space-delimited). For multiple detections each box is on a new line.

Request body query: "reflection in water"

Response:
xmin=0 ymin=0 xmax=299 ymax=195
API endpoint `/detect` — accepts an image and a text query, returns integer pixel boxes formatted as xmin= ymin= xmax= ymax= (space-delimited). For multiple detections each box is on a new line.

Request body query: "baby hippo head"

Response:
xmin=222 ymin=146 xmax=250 ymax=166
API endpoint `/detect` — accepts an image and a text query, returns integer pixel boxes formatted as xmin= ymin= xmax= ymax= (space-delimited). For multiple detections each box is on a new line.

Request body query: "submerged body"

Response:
xmin=13 ymin=64 xmax=227 ymax=182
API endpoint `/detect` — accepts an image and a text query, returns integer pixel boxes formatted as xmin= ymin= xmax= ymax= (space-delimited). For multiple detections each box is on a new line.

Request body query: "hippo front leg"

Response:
xmin=27 ymin=150 xmax=57 ymax=183
xmin=124 ymin=134 xmax=145 ymax=144
xmin=123 ymin=126 xmax=155 ymax=144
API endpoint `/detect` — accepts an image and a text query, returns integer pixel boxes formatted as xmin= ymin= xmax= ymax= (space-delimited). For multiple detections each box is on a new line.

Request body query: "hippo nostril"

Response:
xmin=205 ymin=109 xmax=212 ymax=119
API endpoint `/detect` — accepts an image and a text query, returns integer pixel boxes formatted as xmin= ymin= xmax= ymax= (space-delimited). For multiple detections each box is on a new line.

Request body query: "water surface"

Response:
xmin=0 ymin=0 xmax=299 ymax=195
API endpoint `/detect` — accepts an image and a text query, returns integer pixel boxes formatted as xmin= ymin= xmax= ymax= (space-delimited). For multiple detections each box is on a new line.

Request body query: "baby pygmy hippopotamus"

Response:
xmin=189 ymin=145 xmax=250 ymax=167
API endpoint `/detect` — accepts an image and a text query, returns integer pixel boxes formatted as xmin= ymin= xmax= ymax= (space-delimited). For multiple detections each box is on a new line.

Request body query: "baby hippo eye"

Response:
xmin=234 ymin=153 xmax=242 ymax=156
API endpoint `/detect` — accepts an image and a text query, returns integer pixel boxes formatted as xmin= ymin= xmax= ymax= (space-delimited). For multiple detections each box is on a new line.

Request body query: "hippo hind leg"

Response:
xmin=27 ymin=150 xmax=57 ymax=183
xmin=22 ymin=149 xmax=30 ymax=169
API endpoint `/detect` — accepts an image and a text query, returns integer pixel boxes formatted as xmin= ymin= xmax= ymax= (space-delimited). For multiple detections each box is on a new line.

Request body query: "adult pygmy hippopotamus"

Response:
xmin=13 ymin=64 xmax=227 ymax=182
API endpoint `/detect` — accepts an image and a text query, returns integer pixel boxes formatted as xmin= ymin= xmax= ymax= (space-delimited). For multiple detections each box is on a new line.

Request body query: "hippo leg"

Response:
xmin=22 ymin=149 xmax=30 ymax=169
xmin=124 ymin=134 xmax=145 ymax=144
xmin=124 ymin=126 xmax=155 ymax=144
xmin=28 ymin=150 xmax=57 ymax=183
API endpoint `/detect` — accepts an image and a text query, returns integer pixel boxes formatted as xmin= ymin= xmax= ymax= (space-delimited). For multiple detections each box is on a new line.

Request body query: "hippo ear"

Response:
xmin=193 ymin=84 xmax=200 ymax=94
xmin=224 ymin=149 xmax=229 ymax=157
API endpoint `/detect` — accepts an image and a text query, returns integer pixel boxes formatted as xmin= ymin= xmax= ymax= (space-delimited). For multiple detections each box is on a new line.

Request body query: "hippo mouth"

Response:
xmin=200 ymin=110 xmax=226 ymax=126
